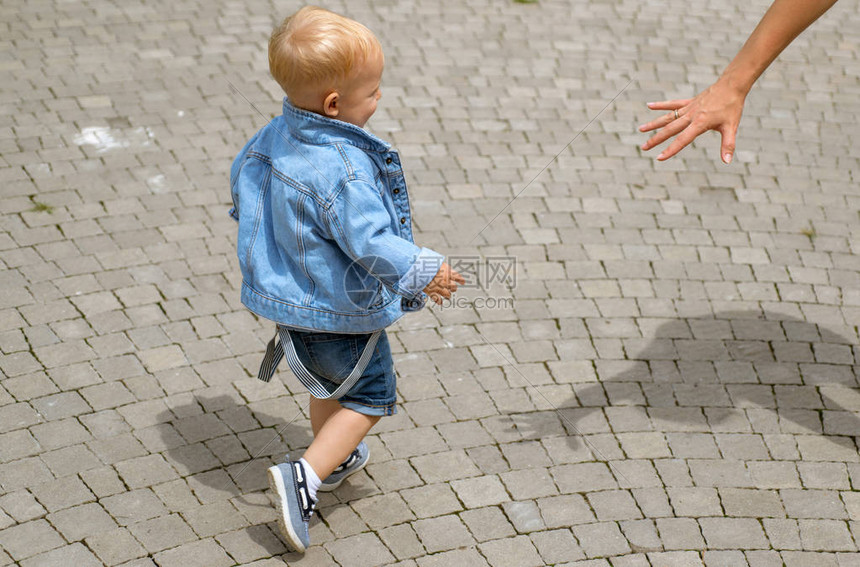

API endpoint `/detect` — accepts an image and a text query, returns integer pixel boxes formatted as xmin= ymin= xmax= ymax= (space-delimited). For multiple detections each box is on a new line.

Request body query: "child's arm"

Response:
xmin=325 ymin=179 xmax=454 ymax=302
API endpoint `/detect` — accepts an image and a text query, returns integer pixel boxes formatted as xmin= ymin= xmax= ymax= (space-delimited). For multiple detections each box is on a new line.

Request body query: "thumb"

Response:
xmin=720 ymin=125 xmax=737 ymax=164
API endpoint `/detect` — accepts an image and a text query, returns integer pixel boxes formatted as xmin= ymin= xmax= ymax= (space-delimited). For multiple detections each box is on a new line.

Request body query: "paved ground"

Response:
xmin=2 ymin=0 xmax=860 ymax=565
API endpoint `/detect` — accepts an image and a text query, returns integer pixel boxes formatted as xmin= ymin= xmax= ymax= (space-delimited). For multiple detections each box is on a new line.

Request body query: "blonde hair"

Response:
xmin=269 ymin=6 xmax=381 ymax=99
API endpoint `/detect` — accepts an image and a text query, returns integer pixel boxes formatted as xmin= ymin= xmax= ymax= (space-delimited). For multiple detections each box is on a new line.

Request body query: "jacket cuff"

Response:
xmin=397 ymin=247 xmax=444 ymax=299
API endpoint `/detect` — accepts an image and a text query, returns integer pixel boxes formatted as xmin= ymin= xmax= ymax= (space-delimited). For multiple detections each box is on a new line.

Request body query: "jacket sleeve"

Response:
xmin=228 ymin=132 xmax=260 ymax=221
xmin=324 ymin=179 xmax=444 ymax=300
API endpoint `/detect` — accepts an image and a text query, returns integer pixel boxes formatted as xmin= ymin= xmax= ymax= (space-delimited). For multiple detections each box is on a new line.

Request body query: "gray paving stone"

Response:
xmin=415 ymin=548 xmax=489 ymax=567
xmin=401 ymin=483 xmax=462 ymax=519
xmin=668 ymin=487 xmax=722 ymax=517
xmin=573 ymin=522 xmax=632 ymax=558
xmin=720 ymin=488 xmax=785 ymax=517
xmin=781 ymin=550 xmax=840 ymax=567
xmin=18 ymin=543 xmax=102 ymax=567
xmin=0 ymin=519 xmax=65 ymax=562
xmin=748 ymin=461 xmax=801 ymax=489
xmin=379 ymin=524 xmax=424 ymax=561
xmin=657 ymin=518 xmax=706 ymax=550
xmin=41 ymin=444 xmax=102 ymax=477
xmin=151 ymin=539 xmax=234 ymax=567
xmin=531 ymin=528 xmax=586 ymax=564
xmin=500 ymin=467 xmax=558 ymax=500
xmin=553 ymin=462 xmax=618 ymax=493
xmin=699 ymin=518 xmax=770 ymax=550
xmin=648 ymin=551 xmax=706 ymax=567
xmin=798 ymin=520 xmax=856 ymax=552
xmin=85 ymin=527 xmax=148 ymax=566
xmin=183 ymin=500 xmax=248 ymax=538
xmin=100 ymin=489 xmax=168 ymax=527
xmin=30 ymin=475 xmax=94 ymax=512
xmin=352 ymin=493 xmax=415 ymax=530
xmin=127 ymin=513 xmax=198 ymax=554
xmin=782 ymin=489 xmax=848 ymax=519
xmin=461 ymin=506 xmax=516 ymax=542
xmin=502 ymin=500 xmax=545 ymax=534
xmin=0 ymin=491 xmax=45 ymax=524
xmin=214 ymin=525 xmax=287 ymax=564
xmin=688 ymin=459 xmax=754 ymax=488
xmin=763 ymin=518 xmax=802 ymax=550
xmin=366 ymin=459 xmax=423 ymax=492
xmin=611 ymin=555 xmax=652 ymax=567
xmin=412 ymin=515 xmax=475 ymax=554
xmin=316 ymin=502 xmax=367 ymax=539
xmin=480 ymin=535 xmax=544 ymax=567
xmin=382 ymin=427 xmax=447 ymax=460
xmin=47 ymin=502 xmax=117 ymax=542
xmin=410 ymin=449 xmax=482 ymax=484
xmin=797 ymin=462 xmax=851 ymax=490
xmin=451 ymin=475 xmax=510 ymax=508
xmin=588 ymin=490 xmax=643 ymax=521
xmin=620 ymin=519 xmax=662 ymax=554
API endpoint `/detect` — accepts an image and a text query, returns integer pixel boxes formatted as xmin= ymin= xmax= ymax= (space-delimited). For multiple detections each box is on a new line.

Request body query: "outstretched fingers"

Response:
xmin=641 ymin=115 xmax=691 ymax=152
xmin=656 ymin=120 xmax=709 ymax=161
xmin=639 ymin=99 xmax=693 ymax=133
xmin=639 ymin=111 xmax=681 ymax=137
xmin=646 ymin=99 xmax=693 ymax=111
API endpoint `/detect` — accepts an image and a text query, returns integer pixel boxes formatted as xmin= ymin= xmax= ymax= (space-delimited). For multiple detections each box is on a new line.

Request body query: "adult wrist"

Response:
xmin=717 ymin=70 xmax=755 ymax=98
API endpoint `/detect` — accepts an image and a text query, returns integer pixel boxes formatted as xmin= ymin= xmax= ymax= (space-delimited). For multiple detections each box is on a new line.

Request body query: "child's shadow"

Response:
xmin=515 ymin=310 xmax=860 ymax=460
xmin=155 ymin=392 xmax=378 ymax=556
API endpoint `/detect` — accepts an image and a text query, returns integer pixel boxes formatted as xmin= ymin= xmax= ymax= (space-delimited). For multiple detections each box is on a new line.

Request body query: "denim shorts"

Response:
xmin=287 ymin=329 xmax=397 ymax=416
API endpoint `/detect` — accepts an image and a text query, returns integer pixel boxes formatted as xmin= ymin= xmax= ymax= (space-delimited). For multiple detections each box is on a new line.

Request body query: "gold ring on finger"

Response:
xmin=673 ymin=109 xmax=680 ymax=120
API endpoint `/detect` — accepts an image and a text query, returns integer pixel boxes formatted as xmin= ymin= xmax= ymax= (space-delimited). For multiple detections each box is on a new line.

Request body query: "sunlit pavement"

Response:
xmin=1 ymin=0 xmax=860 ymax=565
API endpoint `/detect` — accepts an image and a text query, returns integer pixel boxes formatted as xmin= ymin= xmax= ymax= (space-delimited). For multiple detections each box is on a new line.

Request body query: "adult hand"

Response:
xmin=638 ymin=78 xmax=747 ymax=164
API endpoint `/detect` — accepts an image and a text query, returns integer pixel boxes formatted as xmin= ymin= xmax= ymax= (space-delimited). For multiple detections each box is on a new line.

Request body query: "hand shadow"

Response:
xmin=514 ymin=309 xmax=859 ymax=471
xmin=154 ymin=390 xmax=378 ymax=557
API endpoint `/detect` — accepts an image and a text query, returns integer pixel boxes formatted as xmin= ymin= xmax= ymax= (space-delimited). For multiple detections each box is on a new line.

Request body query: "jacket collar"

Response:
xmin=281 ymin=98 xmax=391 ymax=153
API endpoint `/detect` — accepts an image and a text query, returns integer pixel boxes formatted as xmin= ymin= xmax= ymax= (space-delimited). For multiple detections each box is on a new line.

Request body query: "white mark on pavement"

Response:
xmin=147 ymin=174 xmax=168 ymax=193
xmin=73 ymin=126 xmax=155 ymax=154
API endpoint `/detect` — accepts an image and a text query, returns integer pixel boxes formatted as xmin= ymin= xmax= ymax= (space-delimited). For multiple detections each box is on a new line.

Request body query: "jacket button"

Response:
xmin=386 ymin=157 xmax=393 ymax=164
xmin=393 ymin=188 xmax=400 ymax=194
xmin=400 ymin=217 xmax=406 ymax=224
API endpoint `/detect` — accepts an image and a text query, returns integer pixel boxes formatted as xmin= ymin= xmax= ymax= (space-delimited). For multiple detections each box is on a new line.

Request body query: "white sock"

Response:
xmin=300 ymin=458 xmax=322 ymax=502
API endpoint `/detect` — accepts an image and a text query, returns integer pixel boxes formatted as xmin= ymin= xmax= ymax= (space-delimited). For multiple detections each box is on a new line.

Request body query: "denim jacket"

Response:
xmin=230 ymin=99 xmax=443 ymax=333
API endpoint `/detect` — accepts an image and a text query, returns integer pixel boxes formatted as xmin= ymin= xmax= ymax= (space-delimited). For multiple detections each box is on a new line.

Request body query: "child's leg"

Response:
xmin=309 ymin=397 xmax=341 ymax=436
xmin=302 ymin=404 xmax=380 ymax=480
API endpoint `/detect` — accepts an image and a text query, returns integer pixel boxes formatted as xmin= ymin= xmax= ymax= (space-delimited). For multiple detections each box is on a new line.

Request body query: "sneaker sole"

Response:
xmin=318 ymin=452 xmax=370 ymax=492
xmin=267 ymin=465 xmax=307 ymax=553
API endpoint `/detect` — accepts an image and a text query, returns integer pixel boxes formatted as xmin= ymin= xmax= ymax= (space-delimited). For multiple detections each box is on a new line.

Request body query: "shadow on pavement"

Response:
xmin=516 ymin=310 xmax=860 ymax=458
xmin=154 ymin=391 xmax=376 ymax=557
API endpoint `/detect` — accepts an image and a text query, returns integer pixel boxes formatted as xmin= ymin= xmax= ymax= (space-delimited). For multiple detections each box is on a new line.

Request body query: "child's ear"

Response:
xmin=323 ymin=91 xmax=339 ymax=118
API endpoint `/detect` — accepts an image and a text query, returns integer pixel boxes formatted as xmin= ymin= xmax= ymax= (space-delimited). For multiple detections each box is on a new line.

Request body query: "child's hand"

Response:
xmin=423 ymin=262 xmax=465 ymax=305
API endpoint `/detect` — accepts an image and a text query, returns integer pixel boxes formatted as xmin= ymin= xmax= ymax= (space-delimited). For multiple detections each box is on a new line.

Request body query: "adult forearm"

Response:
xmin=720 ymin=0 xmax=838 ymax=94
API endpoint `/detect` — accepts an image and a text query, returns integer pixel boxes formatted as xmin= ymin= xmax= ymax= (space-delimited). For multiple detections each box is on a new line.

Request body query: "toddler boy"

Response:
xmin=229 ymin=6 xmax=463 ymax=553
